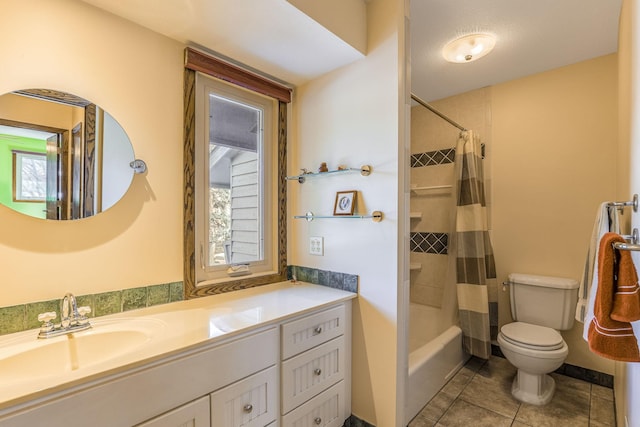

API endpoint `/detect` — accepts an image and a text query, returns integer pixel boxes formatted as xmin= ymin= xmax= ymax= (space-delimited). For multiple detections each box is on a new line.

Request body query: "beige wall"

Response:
xmin=289 ymin=0 xmax=405 ymax=423
xmin=492 ymin=54 xmax=618 ymax=374
xmin=0 ymin=94 xmax=78 ymax=132
xmin=0 ymin=0 xmax=185 ymax=305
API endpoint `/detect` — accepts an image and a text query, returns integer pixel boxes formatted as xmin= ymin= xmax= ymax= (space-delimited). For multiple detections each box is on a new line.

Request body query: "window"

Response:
xmin=183 ymin=48 xmax=291 ymax=297
xmin=195 ymin=74 xmax=276 ymax=283
xmin=13 ymin=150 xmax=46 ymax=202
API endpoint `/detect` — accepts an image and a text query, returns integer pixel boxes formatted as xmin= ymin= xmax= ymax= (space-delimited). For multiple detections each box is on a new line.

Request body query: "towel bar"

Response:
xmin=613 ymin=242 xmax=640 ymax=251
xmin=607 ymin=194 xmax=638 ymax=213
xmin=614 ymin=228 xmax=640 ymax=251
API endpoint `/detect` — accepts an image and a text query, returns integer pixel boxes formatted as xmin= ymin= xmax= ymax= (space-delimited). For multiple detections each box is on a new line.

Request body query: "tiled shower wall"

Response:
xmin=410 ymin=88 xmax=492 ymax=308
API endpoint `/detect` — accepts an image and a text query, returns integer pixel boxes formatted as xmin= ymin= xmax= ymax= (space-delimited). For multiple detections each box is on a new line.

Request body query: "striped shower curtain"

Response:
xmin=454 ymin=130 xmax=498 ymax=359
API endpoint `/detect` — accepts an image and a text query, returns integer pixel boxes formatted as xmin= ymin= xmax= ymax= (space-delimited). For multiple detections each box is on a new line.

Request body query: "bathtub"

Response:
xmin=405 ymin=303 xmax=469 ymax=425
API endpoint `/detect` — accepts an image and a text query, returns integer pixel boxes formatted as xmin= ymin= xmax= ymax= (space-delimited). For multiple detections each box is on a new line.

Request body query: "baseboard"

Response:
xmin=343 ymin=415 xmax=375 ymax=427
xmin=491 ymin=344 xmax=614 ymax=388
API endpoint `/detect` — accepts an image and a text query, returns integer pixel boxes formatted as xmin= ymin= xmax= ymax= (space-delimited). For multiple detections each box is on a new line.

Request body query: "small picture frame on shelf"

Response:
xmin=333 ymin=190 xmax=357 ymax=216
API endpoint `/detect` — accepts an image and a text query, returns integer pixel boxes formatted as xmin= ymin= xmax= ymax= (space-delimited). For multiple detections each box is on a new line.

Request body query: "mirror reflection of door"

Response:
xmin=45 ymin=131 xmax=70 ymax=220
xmin=46 ymin=133 xmax=60 ymax=220
xmin=70 ymin=123 xmax=83 ymax=220
xmin=0 ymin=119 xmax=67 ymax=219
xmin=82 ymin=104 xmax=96 ymax=218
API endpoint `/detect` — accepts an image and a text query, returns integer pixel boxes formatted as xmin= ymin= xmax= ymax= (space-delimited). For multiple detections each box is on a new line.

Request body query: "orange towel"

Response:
xmin=588 ymin=232 xmax=640 ymax=362
xmin=611 ymin=237 xmax=640 ymax=321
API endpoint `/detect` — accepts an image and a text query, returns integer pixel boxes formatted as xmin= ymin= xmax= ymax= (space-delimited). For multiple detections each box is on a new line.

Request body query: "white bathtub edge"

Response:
xmin=405 ymin=325 xmax=469 ymax=425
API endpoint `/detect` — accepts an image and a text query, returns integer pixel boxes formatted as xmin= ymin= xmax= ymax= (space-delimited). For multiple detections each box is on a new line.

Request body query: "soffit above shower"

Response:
xmin=412 ymin=0 xmax=623 ymax=102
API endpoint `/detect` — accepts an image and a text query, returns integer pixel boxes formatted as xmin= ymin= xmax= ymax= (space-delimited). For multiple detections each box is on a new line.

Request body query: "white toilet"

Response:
xmin=497 ymin=273 xmax=579 ymax=405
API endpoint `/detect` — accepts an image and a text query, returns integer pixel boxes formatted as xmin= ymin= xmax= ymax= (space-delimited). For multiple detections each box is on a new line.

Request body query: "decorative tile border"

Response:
xmin=555 ymin=362 xmax=614 ymax=389
xmin=411 ymin=148 xmax=455 ymax=168
xmin=0 ymin=281 xmax=184 ymax=336
xmin=287 ymin=266 xmax=358 ymax=293
xmin=410 ymin=232 xmax=448 ymax=254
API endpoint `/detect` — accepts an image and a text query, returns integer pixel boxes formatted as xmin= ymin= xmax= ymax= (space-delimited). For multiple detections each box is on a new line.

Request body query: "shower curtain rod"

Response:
xmin=411 ymin=93 xmax=468 ymax=132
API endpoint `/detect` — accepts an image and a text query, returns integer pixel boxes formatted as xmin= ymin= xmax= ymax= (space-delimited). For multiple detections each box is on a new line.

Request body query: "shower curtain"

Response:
xmin=454 ymin=130 xmax=498 ymax=359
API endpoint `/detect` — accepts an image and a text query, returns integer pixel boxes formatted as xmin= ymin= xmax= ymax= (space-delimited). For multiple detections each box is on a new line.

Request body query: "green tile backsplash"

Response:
xmin=0 ymin=305 xmax=26 ymax=335
xmin=0 ymin=281 xmax=184 ymax=336
xmin=287 ymin=265 xmax=359 ymax=293
xmin=0 ymin=269 xmax=355 ymax=337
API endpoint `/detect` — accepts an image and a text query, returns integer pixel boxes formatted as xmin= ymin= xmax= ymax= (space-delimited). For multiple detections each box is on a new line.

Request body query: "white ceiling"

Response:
xmin=78 ymin=0 xmax=364 ymax=86
xmin=79 ymin=0 xmax=622 ymax=102
xmin=412 ymin=0 xmax=623 ymax=102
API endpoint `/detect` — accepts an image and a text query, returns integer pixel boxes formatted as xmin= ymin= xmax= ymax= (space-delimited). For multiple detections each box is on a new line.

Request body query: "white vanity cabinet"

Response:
xmin=0 ymin=284 xmax=353 ymax=427
xmin=137 ymin=366 xmax=279 ymax=427
xmin=280 ymin=305 xmax=351 ymax=427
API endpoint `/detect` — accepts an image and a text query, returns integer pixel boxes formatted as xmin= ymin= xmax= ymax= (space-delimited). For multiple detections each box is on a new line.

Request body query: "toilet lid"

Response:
xmin=500 ymin=322 xmax=564 ymax=350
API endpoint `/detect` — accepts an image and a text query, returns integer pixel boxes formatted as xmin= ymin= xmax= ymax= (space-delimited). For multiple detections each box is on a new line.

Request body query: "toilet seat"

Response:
xmin=500 ymin=322 xmax=564 ymax=351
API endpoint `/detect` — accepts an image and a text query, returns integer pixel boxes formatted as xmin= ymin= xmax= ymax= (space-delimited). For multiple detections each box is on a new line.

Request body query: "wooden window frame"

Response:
xmin=183 ymin=48 xmax=291 ymax=298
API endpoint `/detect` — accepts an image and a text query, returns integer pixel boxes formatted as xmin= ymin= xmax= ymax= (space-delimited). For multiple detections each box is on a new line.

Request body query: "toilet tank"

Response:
xmin=508 ymin=273 xmax=579 ymax=330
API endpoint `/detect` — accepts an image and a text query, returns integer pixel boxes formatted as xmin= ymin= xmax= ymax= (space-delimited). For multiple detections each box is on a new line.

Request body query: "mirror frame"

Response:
xmin=183 ymin=48 xmax=291 ymax=298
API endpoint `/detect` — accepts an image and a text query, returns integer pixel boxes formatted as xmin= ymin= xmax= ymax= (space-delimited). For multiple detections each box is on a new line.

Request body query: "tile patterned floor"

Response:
xmin=408 ymin=356 xmax=616 ymax=427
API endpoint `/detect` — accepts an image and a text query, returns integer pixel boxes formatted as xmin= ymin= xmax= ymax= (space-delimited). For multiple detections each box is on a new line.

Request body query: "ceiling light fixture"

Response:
xmin=442 ymin=33 xmax=496 ymax=64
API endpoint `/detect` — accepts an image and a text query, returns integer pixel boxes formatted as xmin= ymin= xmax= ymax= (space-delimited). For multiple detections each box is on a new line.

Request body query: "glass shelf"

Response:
xmin=287 ymin=165 xmax=371 ymax=183
xmin=293 ymin=211 xmax=383 ymax=222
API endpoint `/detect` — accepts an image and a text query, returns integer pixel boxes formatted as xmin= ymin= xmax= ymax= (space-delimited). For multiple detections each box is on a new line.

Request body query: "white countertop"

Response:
xmin=0 ymin=281 xmax=356 ymax=411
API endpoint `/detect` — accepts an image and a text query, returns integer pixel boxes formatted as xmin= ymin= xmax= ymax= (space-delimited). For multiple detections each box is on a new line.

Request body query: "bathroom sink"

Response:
xmin=0 ymin=318 xmax=166 ymax=383
xmin=209 ymin=307 xmax=263 ymax=333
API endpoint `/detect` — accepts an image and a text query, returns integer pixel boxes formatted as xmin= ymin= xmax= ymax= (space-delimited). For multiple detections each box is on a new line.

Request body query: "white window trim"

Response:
xmin=13 ymin=150 xmax=46 ymax=202
xmin=194 ymin=72 xmax=278 ymax=286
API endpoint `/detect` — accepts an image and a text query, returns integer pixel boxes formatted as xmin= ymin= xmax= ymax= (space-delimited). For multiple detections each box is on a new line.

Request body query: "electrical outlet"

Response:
xmin=309 ymin=236 xmax=324 ymax=256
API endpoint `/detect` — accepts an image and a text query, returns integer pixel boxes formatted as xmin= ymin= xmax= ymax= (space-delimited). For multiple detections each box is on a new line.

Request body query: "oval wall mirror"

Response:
xmin=0 ymin=89 xmax=136 ymax=220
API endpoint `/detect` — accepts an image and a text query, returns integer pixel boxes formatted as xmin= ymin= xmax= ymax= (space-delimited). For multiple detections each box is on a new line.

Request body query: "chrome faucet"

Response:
xmin=37 ymin=292 xmax=92 ymax=339
xmin=61 ymin=292 xmax=78 ymax=328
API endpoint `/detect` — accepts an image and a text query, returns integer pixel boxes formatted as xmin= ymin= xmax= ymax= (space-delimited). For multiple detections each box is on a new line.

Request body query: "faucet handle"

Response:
xmin=77 ymin=306 xmax=92 ymax=326
xmin=37 ymin=312 xmax=57 ymax=334
xmin=37 ymin=312 xmax=57 ymax=323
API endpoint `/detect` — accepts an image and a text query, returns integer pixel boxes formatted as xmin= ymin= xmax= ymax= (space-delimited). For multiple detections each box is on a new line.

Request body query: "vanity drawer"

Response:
xmin=281 ymin=336 xmax=345 ymax=414
xmin=281 ymin=381 xmax=345 ymax=427
xmin=135 ymin=396 xmax=210 ymax=427
xmin=210 ymin=365 xmax=278 ymax=427
xmin=281 ymin=305 xmax=345 ymax=359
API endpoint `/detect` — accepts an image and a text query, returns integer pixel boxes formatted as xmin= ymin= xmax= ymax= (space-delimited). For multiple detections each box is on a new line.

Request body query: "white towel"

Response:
xmin=578 ymin=203 xmax=621 ymax=341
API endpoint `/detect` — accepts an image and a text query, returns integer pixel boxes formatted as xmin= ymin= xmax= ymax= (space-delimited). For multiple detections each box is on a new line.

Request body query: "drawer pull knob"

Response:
xmin=243 ymin=404 xmax=253 ymax=413
xmin=314 ymin=368 xmax=322 ymax=376
xmin=314 ymin=326 xmax=323 ymax=335
xmin=314 ymin=417 xmax=322 ymax=425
